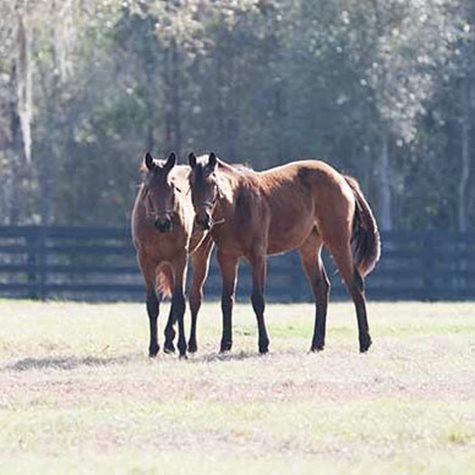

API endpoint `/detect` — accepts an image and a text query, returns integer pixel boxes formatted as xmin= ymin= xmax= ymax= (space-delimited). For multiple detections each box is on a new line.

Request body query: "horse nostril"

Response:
xmin=155 ymin=219 xmax=172 ymax=233
xmin=196 ymin=215 xmax=211 ymax=230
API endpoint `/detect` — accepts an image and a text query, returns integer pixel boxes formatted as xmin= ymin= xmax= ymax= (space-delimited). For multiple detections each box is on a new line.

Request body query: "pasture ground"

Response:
xmin=0 ymin=300 xmax=474 ymax=474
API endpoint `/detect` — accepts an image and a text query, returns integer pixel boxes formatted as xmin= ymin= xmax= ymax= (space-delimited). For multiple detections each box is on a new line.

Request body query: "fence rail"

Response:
xmin=0 ymin=226 xmax=474 ymax=301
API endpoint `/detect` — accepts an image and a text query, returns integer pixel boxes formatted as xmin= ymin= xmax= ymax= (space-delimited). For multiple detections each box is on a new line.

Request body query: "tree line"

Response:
xmin=0 ymin=0 xmax=474 ymax=231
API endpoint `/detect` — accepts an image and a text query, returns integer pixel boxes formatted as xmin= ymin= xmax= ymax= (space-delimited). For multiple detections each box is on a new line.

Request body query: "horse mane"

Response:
xmin=217 ymin=159 xmax=254 ymax=176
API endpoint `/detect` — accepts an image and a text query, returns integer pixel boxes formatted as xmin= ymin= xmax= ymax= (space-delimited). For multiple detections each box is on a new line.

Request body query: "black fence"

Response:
xmin=0 ymin=226 xmax=474 ymax=301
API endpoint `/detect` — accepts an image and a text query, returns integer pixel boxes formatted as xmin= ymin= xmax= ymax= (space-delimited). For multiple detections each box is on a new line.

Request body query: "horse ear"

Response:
xmin=164 ymin=152 xmax=176 ymax=173
xmin=188 ymin=152 xmax=197 ymax=168
xmin=145 ymin=152 xmax=155 ymax=171
xmin=208 ymin=152 xmax=217 ymax=170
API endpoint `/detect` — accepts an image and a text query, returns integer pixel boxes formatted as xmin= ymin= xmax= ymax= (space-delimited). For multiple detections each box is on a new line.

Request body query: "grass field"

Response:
xmin=0 ymin=300 xmax=474 ymax=474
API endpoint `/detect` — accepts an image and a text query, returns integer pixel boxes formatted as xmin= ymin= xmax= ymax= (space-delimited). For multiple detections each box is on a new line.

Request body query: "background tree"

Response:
xmin=0 ymin=0 xmax=473 ymax=231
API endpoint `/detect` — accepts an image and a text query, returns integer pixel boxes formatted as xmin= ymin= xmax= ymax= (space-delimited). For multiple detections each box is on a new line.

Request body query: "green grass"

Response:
xmin=1 ymin=300 xmax=475 ymax=474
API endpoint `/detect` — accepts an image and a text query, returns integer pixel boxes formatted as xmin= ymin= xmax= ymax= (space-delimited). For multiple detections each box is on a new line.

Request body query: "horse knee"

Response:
xmin=189 ymin=289 xmax=203 ymax=315
xmin=221 ymin=293 xmax=235 ymax=312
xmin=173 ymin=293 xmax=186 ymax=317
xmin=316 ymin=273 xmax=330 ymax=296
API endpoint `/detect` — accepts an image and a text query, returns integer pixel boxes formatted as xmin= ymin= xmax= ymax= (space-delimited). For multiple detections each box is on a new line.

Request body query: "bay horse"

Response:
xmin=131 ymin=152 xmax=213 ymax=358
xmin=188 ymin=152 xmax=380 ymax=354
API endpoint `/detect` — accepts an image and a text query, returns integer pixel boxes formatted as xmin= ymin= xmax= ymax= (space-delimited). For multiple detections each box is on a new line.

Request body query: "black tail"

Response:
xmin=344 ymin=175 xmax=381 ymax=277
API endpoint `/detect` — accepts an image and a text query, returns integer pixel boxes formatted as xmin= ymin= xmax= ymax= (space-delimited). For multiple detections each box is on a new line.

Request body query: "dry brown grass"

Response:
xmin=0 ymin=300 xmax=474 ymax=474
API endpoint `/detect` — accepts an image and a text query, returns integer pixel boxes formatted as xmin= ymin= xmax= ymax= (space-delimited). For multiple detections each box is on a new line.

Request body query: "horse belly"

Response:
xmin=266 ymin=200 xmax=315 ymax=255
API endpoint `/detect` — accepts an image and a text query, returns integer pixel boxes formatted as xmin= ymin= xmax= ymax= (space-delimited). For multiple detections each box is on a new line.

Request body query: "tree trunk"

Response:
xmin=376 ymin=130 xmax=392 ymax=231
xmin=225 ymin=49 xmax=236 ymax=161
xmin=15 ymin=10 xmax=32 ymax=164
xmin=8 ymin=63 xmax=27 ymax=225
xmin=163 ymin=45 xmax=172 ymax=151
xmin=144 ymin=53 xmax=155 ymax=152
xmin=171 ymin=39 xmax=181 ymax=155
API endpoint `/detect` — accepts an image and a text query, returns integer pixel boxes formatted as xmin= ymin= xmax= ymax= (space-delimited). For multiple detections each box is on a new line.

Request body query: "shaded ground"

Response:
xmin=0 ymin=301 xmax=474 ymax=474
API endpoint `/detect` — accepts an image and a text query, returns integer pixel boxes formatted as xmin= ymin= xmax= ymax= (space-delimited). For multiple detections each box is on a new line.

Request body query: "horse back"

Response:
xmin=244 ymin=163 xmax=317 ymax=253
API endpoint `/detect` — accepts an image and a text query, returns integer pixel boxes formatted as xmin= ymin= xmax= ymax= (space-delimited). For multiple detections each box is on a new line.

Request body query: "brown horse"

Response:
xmin=188 ymin=152 xmax=380 ymax=354
xmin=131 ymin=152 xmax=213 ymax=358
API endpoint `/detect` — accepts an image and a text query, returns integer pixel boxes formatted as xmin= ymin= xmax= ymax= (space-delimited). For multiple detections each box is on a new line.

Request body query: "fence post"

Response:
xmin=38 ymin=226 xmax=47 ymax=300
xmin=457 ymin=234 xmax=468 ymax=300
xmin=26 ymin=228 xmax=39 ymax=299
xmin=25 ymin=227 xmax=47 ymax=300
xmin=422 ymin=233 xmax=435 ymax=300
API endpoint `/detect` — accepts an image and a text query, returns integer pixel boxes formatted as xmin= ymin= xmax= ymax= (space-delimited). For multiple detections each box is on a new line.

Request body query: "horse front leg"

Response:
xmin=217 ymin=250 xmax=239 ymax=352
xmin=171 ymin=253 xmax=188 ymax=358
xmin=146 ymin=289 xmax=160 ymax=357
xmin=249 ymin=253 xmax=270 ymax=354
xmin=138 ymin=253 xmax=161 ymax=357
xmin=188 ymin=234 xmax=214 ymax=353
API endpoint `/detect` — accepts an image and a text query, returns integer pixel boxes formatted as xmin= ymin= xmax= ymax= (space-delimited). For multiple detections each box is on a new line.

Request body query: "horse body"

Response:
xmin=189 ymin=153 xmax=380 ymax=354
xmin=132 ymin=153 xmax=213 ymax=357
xmin=207 ymin=160 xmax=360 ymax=258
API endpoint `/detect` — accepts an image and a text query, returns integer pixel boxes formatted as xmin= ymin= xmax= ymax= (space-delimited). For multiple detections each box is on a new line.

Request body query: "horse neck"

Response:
xmin=214 ymin=165 xmax=252 ymax=218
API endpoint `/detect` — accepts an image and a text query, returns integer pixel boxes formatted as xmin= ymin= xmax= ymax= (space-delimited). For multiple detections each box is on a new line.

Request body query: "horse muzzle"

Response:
xmin=195 ymin=213 xmax=211 ymax=231
xmin=154 ymin=218 xmax=173 ymax=233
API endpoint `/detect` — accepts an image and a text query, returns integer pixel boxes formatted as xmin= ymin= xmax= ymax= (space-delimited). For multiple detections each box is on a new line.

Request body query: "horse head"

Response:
xmin=188 ymin=152 xmax=220 ymax=231
xmin=143 ymin=151 xmax=179 ymax=233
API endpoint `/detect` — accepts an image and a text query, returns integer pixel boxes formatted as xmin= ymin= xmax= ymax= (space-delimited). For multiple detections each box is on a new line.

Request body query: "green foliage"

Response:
xmin=0 ymin=0 xmax=473 ymax=229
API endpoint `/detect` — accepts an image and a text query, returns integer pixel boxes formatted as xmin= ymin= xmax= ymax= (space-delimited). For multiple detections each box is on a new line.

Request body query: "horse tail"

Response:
xmin=343 ymin=175 xmax=381 ymax=277
xmin=156 ymin=264 xmax=173 ymax=299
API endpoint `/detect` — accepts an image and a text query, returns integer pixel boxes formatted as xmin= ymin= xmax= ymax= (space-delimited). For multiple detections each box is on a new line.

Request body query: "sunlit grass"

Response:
xmin=0 ymin=300 xmax=474 ymax=474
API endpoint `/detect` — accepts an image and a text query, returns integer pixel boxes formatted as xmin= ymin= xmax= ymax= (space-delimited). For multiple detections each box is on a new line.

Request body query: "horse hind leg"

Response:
xmin=298 ymin=231 xmax=331 ymax=352
xmin=159 ymin=266 xmax=176 ymax=353
xmin=163 ymin=304 xmax=176 ymax=353
xmin=327 ymin=240 xmax=372 ymax=353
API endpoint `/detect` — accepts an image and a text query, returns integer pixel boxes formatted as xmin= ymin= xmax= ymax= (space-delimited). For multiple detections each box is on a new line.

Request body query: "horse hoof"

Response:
xmin=359 ymin=336 xmax=372 ymax=353
xmin=188 ymin=341 xmax=198 ymax=353
xmin=220 ymin=341 xmax=232 ymax=353
xmin=163 ymin=342 xmax=175 ymax=354
xmin=148 ymin=344 xmax=160 ymax=358
xmin=310 ymin=344 xmax=324 ymax=352
xmin=258 ymin=345 xmax=269 ymax=354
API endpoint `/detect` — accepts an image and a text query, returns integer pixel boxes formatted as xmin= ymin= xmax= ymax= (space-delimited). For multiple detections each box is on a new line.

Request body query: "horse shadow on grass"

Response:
xmin=3 ymin=354 xmax=135 ymax=372
xmin=189 ymin=350 xmax=270 ymax=364
xmin=4 ymin=349 xmax=275 ymax=371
